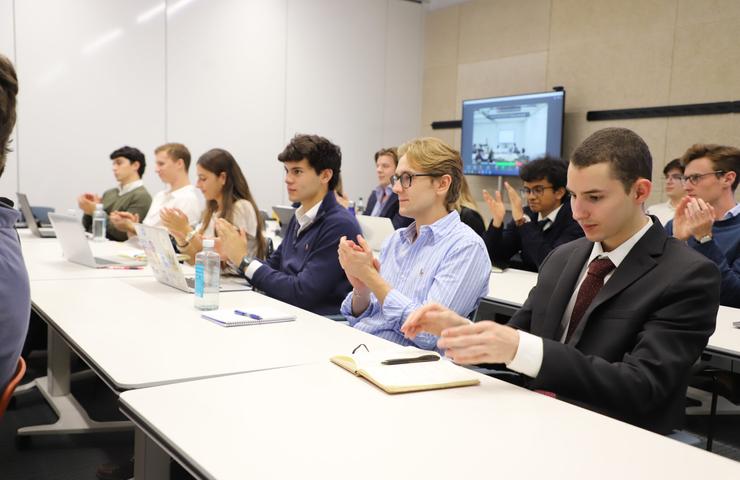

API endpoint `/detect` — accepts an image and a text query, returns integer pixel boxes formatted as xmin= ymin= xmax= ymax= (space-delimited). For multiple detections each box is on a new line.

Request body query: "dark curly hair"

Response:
xmin=0 ymin=54 xmax=18 ymax=178
xmin=278 ymin=134 xmax=342 ymax=191
xmin=110 ymin=146 xmax=146 ymax=177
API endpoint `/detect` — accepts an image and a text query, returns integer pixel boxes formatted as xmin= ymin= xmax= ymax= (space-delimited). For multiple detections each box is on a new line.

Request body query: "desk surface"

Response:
xmin=707 ymin=306 xmax=740 ymax=360
xmin=30 ymin=277 xmax=392 ymax=389
xmin=485 ymin=268 xmax=537 ymax=306
xmin=120 ymin=362 xmax=740 ymax=480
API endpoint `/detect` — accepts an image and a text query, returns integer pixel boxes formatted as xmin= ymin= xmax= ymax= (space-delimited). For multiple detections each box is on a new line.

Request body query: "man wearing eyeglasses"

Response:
xmin=665 ymin=144 xmax=740 ymax=308
xmin=645 ymin=158 xmax=685 ymax=226
xmin=337 ymin=137 xmax=490 ymax=351
xmin=482 ymin=156 xmax=583 ymax=271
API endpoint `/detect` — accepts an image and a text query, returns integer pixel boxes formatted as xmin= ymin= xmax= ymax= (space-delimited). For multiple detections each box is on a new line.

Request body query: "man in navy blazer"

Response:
xmin=403 ymin=128 xmax=720 ymax=434
xmin=363 ymin=147 xmax=413 ymax=229
xmin=484 ymin=156 xmax=584 ymax=271
xmin=218 ymin=134 xmax=361 ymax=315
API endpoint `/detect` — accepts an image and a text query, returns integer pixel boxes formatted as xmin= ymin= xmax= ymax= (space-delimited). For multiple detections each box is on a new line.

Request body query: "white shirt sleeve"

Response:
xmin=505 ymin=330 xmax=544 ymax=378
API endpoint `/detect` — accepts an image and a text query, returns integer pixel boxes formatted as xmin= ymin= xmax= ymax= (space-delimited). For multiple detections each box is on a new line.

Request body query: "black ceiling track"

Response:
xmin=586 ymin=101 xmax=740 ymax=121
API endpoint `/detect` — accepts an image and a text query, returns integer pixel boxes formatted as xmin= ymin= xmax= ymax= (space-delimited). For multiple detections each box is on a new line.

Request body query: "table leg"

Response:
xmin=134 ymin=427 xmax=170 ymax=480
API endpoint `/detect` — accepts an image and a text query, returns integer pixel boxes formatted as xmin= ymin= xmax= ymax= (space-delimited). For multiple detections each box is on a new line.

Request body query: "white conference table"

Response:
xmin=22 ymin=276 xmax=392 ymax=438
xmin=119 ymin=362 xmax=740 ymax=480
xmin=705 ymin=306 xmax=740 ymax=361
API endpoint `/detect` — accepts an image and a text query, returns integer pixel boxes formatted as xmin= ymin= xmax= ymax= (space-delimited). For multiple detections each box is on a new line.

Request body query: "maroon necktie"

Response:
xmin=566 ymin=257 xmax=616 ymax=342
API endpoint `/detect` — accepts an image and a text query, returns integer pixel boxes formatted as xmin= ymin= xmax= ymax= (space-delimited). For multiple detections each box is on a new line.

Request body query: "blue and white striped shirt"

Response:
xmin=341 ymin=210 xmax=490 ymax=351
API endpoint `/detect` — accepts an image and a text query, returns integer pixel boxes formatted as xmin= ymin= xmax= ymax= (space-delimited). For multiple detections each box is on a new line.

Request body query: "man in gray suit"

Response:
xmin=403 ymin=128 xmax=721 ymax=433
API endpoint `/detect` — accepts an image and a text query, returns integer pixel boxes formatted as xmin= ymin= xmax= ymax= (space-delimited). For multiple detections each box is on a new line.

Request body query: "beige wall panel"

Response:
xmin=550 ymin=0 xmax=676 ymax=47
xmin=665 ymin=114 xmax=740 ymax=160
xmin=670 ymin=18 xmax=740 ymax=104
xmin=421 ymin=65 xmax=459 ymax=135
xmin=458 ymin=0 xmax=551 ymax=64
xmin=424 ymin=5 xmax=460 ymax=68
xmin=547 ymin=30 xmax=673 ymax=112
xmin=676 ymin=0 xmax=740 ymax=26
xmin=456 ymin=51 xmax=548 ymax=107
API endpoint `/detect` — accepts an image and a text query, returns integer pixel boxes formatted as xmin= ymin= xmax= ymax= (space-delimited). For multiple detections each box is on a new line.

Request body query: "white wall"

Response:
xmin=0 ymin=0 xmax=423 ymax=215
xmin=0 ymin=0 xmax=17 ymax=198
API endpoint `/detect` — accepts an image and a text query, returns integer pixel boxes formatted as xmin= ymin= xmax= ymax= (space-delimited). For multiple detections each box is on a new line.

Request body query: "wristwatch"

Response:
xmin=697 ymin=234 xmax=713 ymax=244
xmin=239 ymin=254 xmax=255 ymax=274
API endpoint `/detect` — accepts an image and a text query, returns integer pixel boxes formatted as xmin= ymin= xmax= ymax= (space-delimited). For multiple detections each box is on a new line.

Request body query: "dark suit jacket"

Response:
xmin=485 ymin=200 xmax=584 ymax=271
xmin=508 ymin=219 xmax=720 ymax=433
xmin=363 ymin=190 xmax=413 ymax=229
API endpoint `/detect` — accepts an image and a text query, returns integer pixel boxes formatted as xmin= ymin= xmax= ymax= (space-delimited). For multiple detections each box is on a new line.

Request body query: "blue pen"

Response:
xmin=234 ymin=309 xmax=262 ymax=320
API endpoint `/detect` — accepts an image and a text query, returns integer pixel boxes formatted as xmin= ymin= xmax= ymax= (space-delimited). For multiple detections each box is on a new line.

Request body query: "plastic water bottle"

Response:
xmin=347 ymin=200 xmax=356 ymax=216
xmin=194 ymin=238 xmax=220 ymax=310
xmin=92 ymin=203 xmax=106 ymax=241
xmin=357 ymin=196 xmax=365 ymax=214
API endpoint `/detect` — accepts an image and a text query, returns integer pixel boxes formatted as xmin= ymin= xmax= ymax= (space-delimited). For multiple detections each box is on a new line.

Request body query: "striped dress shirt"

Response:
xmin=341 ymin=210 xmax=490 ymax=351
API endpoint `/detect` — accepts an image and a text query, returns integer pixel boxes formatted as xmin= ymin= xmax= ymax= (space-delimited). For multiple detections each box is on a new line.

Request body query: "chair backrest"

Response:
xmin=0 ymin=357 xmax=26 ymax=419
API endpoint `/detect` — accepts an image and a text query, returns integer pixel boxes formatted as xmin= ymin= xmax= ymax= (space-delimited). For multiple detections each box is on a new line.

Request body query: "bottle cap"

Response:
xmin=202 ymin=238 xmax=215 ymax=248
xmin=95 ymin=203 xmax=103 ymax=210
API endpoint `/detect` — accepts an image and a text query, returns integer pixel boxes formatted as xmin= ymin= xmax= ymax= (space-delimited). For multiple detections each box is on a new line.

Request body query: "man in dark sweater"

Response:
xmin=218 ymin=134 xmax=361 ymax=315
xmin=483 ymin=156 xmax=584 ymax=271
xmin=666 ymin=144 xmax=740 ymax=308
xmin=0 ymin=54 xmax=30 ymax=390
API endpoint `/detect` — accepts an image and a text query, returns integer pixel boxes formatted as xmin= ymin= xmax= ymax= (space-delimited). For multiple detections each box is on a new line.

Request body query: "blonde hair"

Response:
xmin=454 ymin=175 xmax=480 ymax=213
xmin=397 ymin=137 xmax=462 ymax=211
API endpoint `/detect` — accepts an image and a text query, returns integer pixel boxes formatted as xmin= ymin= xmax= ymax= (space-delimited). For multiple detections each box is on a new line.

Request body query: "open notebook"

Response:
xmin=331 ymin=347 xmax=479 ymax=394
xmin=202 ymin=307 xmax=296 ymax=327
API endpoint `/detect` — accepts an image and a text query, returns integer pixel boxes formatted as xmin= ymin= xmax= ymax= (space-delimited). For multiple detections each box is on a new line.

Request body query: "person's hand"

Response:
xmin=109 ymin=211 xmax=139 ymax=234
xmin=160 ymin=207 xmax=191 ymax=243
xmin=77 ymin=193 xmax=100 ymax=215
xmin=483 ymin=189 xmax=506 ymax=228
xmin=338 ymin=235 xmax=378 ymax=292
xmin=214 ymin=218 xmax=248 ymax=265
xmin=438 ymin=321 xmax=520 ymax=365
xmin=504 ymin=181 xmax=524 ymax=221
xmin=685 ymin=197 xmax=715 ymax=241
xmin=671 ymin=196 xmax=692 ymax=241
xmin=401 ymin=303 xmax=470 ymax=339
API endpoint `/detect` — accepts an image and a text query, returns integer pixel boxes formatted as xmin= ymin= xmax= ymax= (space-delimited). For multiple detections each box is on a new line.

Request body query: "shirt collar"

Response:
xmin=399 ymin=210 xmax=460 ymax=244
xmin=538 ymin=203 xmax=563 ymax=223
xmin=374 ymin=184 xmax=393 ymax=197
xmin=167 ymin=184 xmax=194 ymax=198
xmin=588 ymin=216 xmax=653 ymax=269
xmin=295 ymin=199 xmax=322 ymax=230
xmin=722 ymin=203 xmax=740 ymax=220
xmin=119 ymin=179 xmax=144 ymax=195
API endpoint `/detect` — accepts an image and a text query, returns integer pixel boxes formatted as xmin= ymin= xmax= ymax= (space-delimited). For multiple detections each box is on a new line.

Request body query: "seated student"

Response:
xmin=665 ymin=144 xmax=739 ymax=308
xmin=402 ymin=128 xmax=720 ymax=434
xmin=108 ymin=143 xmax=201 ymax=238
xmin=334 ymin=173 xmax=351 ymax=209
xmin=363 ymin=147 xmax=413 ymax=228
xmin=338 ymin=137 xmax=489 ymax=351
xmin=78 ymin=146 xmax=153 ymax=241
xmin=216 ymin=134 xmax=361 ymax=315
xmin=483 ymin=156 xmax=583 ymax=271
xmin=455 ymin=175 xmax=486 ymax=238
xmin=0 ymin=54 xmax=29 ymax=391
xmin=162 ymin=148 xmax=266 ymax=264
xmin=645 ymin=158 xmax=685 ymax=226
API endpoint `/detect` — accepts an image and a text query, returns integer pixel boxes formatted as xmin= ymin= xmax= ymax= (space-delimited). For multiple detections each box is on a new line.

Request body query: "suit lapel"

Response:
xmin=380 ymin=194 xmax=398 ymax=217
xmin=543 ymin=240 xmax=591 ymax=340
xmin=567 ymin=220 xmax=666 ymax=345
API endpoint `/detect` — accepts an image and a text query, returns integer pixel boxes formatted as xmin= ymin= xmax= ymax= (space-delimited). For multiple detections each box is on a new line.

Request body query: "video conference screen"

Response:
xmin=461 ymin=90 xmax=565 ymax=177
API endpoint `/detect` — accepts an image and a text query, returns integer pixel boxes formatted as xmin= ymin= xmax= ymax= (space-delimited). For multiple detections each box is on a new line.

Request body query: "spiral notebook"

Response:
xmin=202 ymin=306 xmax=296 ymax=327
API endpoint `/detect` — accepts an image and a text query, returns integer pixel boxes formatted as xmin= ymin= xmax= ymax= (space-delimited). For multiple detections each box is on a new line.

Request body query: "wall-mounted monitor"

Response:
xmin=461 ymin=90 xmax=565 ymax=177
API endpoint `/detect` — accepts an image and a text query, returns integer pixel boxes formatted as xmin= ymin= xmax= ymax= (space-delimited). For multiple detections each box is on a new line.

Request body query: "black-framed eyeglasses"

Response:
xmin=390 ymin=172 xmax=441 ymax=189
xmin=680 ymin=171 xmax=726 ymax=186
xmin=520 ymin=186 xmax=554 ymax=197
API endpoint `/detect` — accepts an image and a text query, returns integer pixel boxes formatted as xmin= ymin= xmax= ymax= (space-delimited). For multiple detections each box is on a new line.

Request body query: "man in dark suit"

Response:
xmin=363 ymin=147 xmax=413 ymax=229
xmin=483 ymin=156 xmax=583 ymax=271
xmin=402 ymin=128 xmax=721 ymax=434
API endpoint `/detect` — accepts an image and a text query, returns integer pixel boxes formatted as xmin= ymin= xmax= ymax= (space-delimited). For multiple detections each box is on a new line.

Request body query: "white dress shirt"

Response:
xmin=118 ymin=179 xmax=144 ymax=195
xmin=142 ymin=185 xmax=202 ymax=228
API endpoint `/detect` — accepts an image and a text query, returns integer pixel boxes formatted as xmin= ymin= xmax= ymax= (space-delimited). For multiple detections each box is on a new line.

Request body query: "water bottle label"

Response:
xmin=194 ymin=263 xmax=205 ymax=297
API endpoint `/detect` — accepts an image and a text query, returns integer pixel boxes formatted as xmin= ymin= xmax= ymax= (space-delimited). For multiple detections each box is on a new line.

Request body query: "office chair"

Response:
xmin=0 ymin=357 xmax=27 ymax=419
xmin=690 ymin=365 xmax=740 ymax=451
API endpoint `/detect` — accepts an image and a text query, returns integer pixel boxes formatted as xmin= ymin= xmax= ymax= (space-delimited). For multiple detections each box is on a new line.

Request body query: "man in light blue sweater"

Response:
xmin=0 ymin=54 xmax=30 ymax=389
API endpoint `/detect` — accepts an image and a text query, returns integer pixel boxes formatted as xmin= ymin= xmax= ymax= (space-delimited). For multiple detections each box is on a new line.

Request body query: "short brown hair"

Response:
xmin=374 ymin=147 xmax=398 ymax=166
xmin=155 ymin=143 xmax=192 ymax=171
xmin=0 ymin=54 xmax=18 ymax=178
xmin=278 ymin=134 xmax=342 ymax=191
xmin=681 ymin=143 xmax=740 ymax=192
xmin=398 ymin=137 xmax=462 ymax=211
xmin=571 ymin=127 xmax=652 ymax=192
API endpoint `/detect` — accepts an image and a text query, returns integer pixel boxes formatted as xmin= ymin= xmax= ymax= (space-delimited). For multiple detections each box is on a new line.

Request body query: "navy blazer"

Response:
xmin=251 ymin=191 xmax=361 ymax=315
xmin=485 ymin=200 xmax=584 ymax=271
xmin=509 ymin=218 xmax=720 ymax=433
xmin=363 ymin=189 xmax=413 ymax=229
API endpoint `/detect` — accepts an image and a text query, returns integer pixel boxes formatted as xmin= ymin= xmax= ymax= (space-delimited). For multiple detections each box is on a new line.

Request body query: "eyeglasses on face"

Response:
xmin=390 ymin=172 xmax=441 ymax=189
xmin=520 ymin=186 xmax=554 ymax=197
xmin=680 ymin=171 xmax=725 ymax=186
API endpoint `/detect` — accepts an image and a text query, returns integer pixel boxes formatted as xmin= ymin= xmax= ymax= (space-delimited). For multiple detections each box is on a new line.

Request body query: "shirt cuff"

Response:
xmin=505 ymin=330 xmax=543 ymax=378
xmin=244 ymin=260 xmax=263 ymax=280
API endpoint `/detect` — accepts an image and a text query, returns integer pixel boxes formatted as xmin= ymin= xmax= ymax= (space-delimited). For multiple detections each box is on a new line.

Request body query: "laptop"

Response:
xmin=16 ymin=193 xmax=56 ymax=238
xmin=272 ymin=205 xmax=296 ymax=237
xmin=48 ymin=212 xmax=146 ymax=268
xmin=135 ymin=223 xmax=251 ymax=293
xmin=357 ymin=215 xmax=396 ymax=252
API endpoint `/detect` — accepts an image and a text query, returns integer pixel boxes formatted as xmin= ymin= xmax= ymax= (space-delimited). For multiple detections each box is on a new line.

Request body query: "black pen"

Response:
xmin=381 ymin=355 xmax=440 ymax=365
